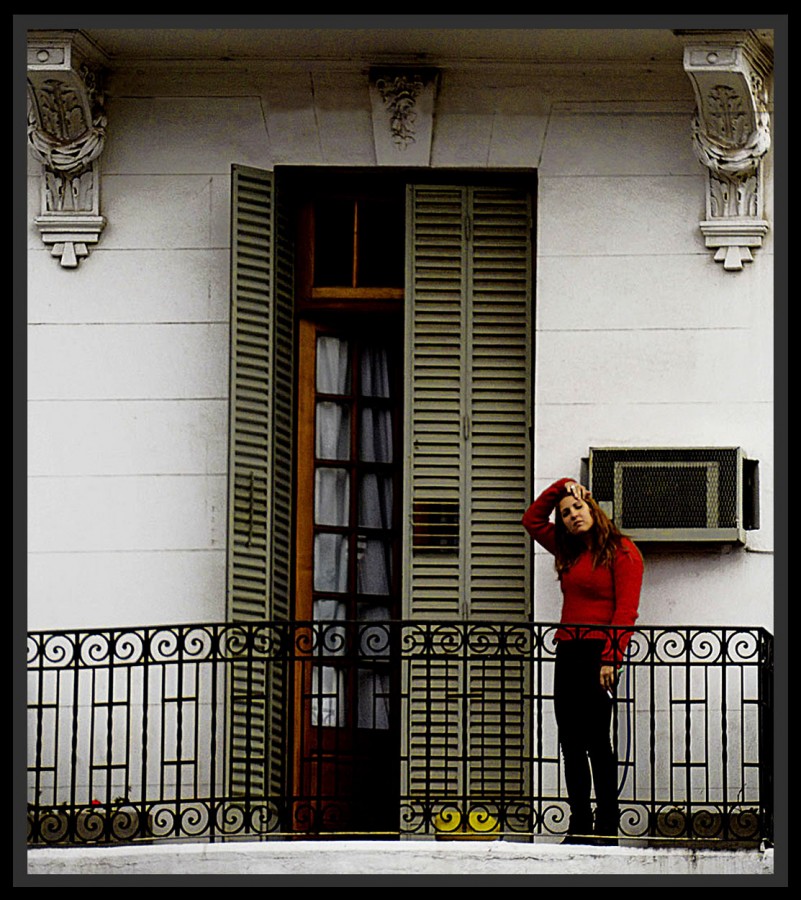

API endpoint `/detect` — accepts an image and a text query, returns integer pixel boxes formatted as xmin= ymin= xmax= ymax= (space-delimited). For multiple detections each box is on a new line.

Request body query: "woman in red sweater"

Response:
xmin=522 ymin=477 xmax=643 ymax=845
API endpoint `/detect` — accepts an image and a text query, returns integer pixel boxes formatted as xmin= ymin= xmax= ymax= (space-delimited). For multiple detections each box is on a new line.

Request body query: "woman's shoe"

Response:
xmin=589 ymin=835 xmax=618 ymax=847
xmin=560 ymin=813 xmax=594 ymax=844
xmin=592 ymin=812 xmax=619 ymax=847
xmin=560 ymin=832 xmax=595 ymax=845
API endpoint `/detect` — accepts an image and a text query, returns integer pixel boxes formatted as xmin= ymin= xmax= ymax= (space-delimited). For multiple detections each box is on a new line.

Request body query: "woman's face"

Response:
xmin=558 ymin=494 xmax=595 ymax=537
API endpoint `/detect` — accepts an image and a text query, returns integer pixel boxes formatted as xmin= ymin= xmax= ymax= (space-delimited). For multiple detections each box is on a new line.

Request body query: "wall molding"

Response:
xmin=679 ymin=30 xmax=773 ymax=271
xmin=27 ymin=31 xmax=109 ymax=268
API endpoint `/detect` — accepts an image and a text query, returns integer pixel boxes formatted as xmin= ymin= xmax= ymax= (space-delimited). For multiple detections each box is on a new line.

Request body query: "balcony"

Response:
xmin=27 ymin=620 xmax=773 ymax=848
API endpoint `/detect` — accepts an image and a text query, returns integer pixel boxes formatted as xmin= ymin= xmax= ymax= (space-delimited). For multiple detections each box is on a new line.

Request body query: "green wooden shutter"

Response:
xmin=404 ymin=184 xmax=532 ymax=620
xmin=467 ymin=187 xmax=532 ymax=619
xmin=227 ymin=165 xmax=294 ymax=800
xmin=403 ymin=182 xmax=532 ymax=822
xmin=404 ymin=186 xmax=467 ymax=619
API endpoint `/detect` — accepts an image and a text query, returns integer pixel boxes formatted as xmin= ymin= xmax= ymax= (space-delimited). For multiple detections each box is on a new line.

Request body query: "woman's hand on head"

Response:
xmin=566 ymin=481 xmax=591 ymax=502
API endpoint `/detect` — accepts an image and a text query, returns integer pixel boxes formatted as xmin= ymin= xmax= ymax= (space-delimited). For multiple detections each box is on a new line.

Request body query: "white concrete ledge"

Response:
xmin=27 ymin=839 xmax=774 ymax=877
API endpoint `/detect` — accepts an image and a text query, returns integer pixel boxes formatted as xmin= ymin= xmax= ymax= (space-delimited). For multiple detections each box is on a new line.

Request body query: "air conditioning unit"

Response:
xmin=584 ymin=447 xmax=759 ymax=545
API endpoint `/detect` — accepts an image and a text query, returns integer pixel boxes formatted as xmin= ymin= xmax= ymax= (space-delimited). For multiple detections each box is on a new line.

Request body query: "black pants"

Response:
xmin=554 ymin=639 xmax=619 ymax=834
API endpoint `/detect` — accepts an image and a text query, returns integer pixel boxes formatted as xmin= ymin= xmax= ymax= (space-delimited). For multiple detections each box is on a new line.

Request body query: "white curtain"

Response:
xmin=360 ymin=344 xmax=390 ymax=398
xmin=359 ymin=343 xmax=392 ymax=464
xmin=359 ymin=473 xmax=392 ymax=530
xmin=315 ymin=335 xmax=352 ymax=460
xmin=316 ymin=402 xmax=350 ymax=459
xmin=359 ymin=407 xmax=393 ymax=463
xmin=312 ymin=335 xmax=394 ymax=730
xmin=357 ymin=537 xmax=391 ymax=595
xmin=313 ymin=533 xmax=348 ymax=593
xmin=315 ymin=468 xmax=349 ymax=526
xmin=317 ymin=335 xmax=350 ymax=393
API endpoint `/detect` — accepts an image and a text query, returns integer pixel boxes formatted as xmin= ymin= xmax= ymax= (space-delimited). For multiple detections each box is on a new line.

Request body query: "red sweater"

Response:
xmin=522 ymin=478 xmax=643 ymax=664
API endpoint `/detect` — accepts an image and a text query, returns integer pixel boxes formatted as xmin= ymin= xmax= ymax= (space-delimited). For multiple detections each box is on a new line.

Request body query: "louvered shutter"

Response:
xmin=467 ymin=187 xmax=532 ymax=618
xmin=403 ymin=183 xmax=532 ymax=820
xmin=227 ymin=165 xmax=295 ymax=800
xmin=404 ymin=184 xmax=532 ymax=620
xmin=404 ymin=186 xmax=467 ymax=618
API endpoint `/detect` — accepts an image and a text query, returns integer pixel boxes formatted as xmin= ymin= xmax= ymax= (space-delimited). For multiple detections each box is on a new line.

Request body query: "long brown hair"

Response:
xmin=553 ymin=487 xmax=628 ymax=575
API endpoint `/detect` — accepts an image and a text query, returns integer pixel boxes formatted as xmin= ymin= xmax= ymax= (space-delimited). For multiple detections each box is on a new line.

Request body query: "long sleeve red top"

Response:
xmin=522 ymin=477 xmax=643 ymax=664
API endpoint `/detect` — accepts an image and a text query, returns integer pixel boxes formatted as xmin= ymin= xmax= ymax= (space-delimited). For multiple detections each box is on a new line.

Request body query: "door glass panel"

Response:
xmin=316 ymin=335 xmax=351 ymax=393
xmin=358 ymin=604 xmax=391 ymax=656
xmin=357 ymin=197 xmax=405 ymax=288
xmin=314 ymin=468 xmax=350 ymax=526
xmin=313 ymin=599 xmax=347 ymax=655
xmin=311 ymin=667 xmax=346 ymax=727
xmin=314 ymin=199 xmax=354 ymax=287
xmin=357 ymin=536 xmax=392 ymax=595
xmin=357 ymin=605 xmax=391 ymax=730
xmin=312 ymin=598 xmax=348 ymax=730
xmin=316 ymin=402 xmax=351 ymax=459
xmin=358 ymin=473 xmax=393 ymax=528
xmin=359 ymin=407 xmax=392 ymax=462
xmin=360 ymin=345 xmax=391 ymax=398
xmin=313 ymin=533 xmax=349 ymax=593
xmin=357 ymin=669 xmax=391 ymax=729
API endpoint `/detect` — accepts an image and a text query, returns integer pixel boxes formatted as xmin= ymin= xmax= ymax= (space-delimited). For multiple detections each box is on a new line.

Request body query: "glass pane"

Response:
xmin=357 ymin=536 xmax=391 ymax=595
xmin=315 ymin=468 xmax=350 ymax=526
xmin=316 ymin=401 xmax=351 ymax=459
xmin=316 ymin=335 xmax=351 ymax=394
xmin=313 ymin=599 xmax=347 ymax=656
xmin=311 ymin=666 xmax=346 ymax=728
xmin=357 ymin=606 xmax=391 ymax=730
xmin=357 ymin=669 xmax=390 ymax=730
xmin=359 ymin=407 xmax=392 ymax=463
xmin=314 ymin=198 xmax=354 ymax=287
xmin=358 ymin=604 xmax=391 ymax=657
xmin=360 ymin=345 xmax=390 ymax=398
xmin=313 ymin=533 xmax=349 ymax=593
xmin=358 ymin=473 xmax=393 ymax=529
xmin=356 ymin=197 xmax=405 ymax=288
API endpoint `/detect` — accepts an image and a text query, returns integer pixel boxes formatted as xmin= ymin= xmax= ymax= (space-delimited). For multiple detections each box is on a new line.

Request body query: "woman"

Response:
xmin=522 ymin=477 xmax=643 ymax=845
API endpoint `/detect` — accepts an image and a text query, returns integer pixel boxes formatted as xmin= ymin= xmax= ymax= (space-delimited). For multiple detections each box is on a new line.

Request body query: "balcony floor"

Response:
xmin=25 ymin=837 xmax=776 ymax=880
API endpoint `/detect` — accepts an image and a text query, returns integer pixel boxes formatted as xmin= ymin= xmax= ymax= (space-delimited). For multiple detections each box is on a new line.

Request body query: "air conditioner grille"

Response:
xmin=590 ymin=448 xmax=740 ymax=531
xmin=619 ymin=465 xmax=720 ymax=529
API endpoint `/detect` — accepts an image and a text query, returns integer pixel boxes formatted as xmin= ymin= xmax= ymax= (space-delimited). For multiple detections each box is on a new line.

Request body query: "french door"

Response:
xmin=292 ymin=318 xmax=403 ymax=834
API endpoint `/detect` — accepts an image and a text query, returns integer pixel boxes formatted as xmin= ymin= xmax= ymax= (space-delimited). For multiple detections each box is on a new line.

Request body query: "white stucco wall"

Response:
xmin=532 ymin=105 xmax=773 ymax=628
xmin=26 ymin=58 xmax=773 ymax=635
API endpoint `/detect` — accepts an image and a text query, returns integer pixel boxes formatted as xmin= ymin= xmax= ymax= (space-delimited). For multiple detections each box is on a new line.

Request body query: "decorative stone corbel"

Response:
xmin=680 ymin=31 xmax=773 ymax=271
xmin=369 ymin=67 xmax=439 ymax=167
xmin=27 ymin=31 xmax=109 ymax=268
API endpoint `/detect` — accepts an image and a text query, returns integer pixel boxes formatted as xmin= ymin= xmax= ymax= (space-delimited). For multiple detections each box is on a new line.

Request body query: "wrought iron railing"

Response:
xmin=27 ymin=621 xmax=773 ymax=846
